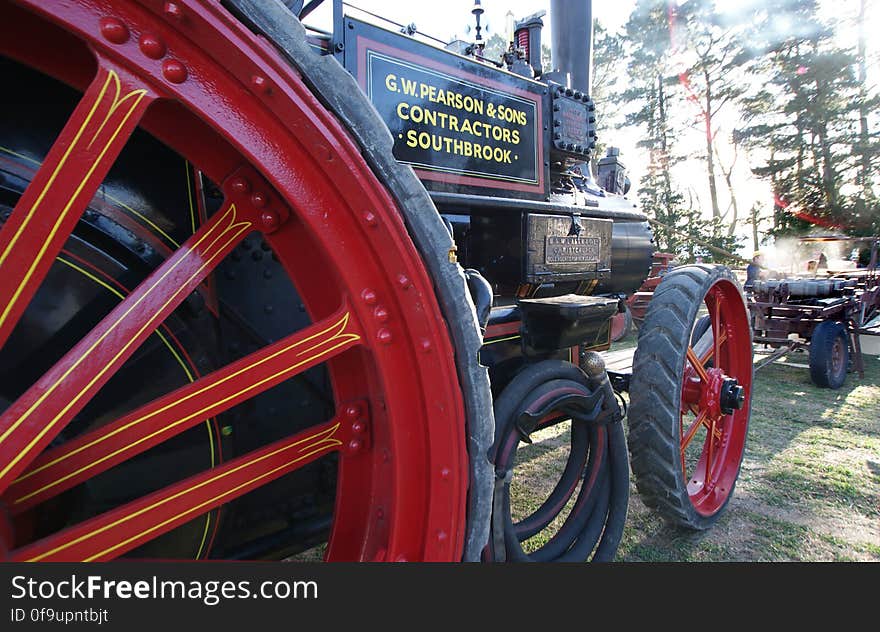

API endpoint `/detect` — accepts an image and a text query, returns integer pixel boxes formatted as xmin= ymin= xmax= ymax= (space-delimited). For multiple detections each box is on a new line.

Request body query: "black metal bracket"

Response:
xmin=518 ymin=294 xmax=618 ymax=353
xmin=607 ymin=370 xmax=630 ymax=393
xmin=517 ymin=387 xmax=606 ymax=433
xmin=295 ymin=0 xmax=343 ymax=59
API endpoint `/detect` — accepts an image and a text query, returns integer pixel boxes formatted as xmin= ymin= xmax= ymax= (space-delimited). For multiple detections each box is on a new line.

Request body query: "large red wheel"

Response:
xmin=0 ymin=0 xmax=492 ymax=561
xmin=628 ymin=265 xmax=752 ymax=529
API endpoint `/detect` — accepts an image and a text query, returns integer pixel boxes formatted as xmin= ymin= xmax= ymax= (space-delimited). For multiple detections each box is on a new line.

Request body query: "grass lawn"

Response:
xmin=510 ymin=333 xmax=880 ymax=561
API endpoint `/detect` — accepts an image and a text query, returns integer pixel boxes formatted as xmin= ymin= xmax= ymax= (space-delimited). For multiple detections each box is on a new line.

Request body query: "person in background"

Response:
xmin=817 ymin=251 xmax=828 ymax=269
xmin=745 ymin=252 xmax=766 ymax=289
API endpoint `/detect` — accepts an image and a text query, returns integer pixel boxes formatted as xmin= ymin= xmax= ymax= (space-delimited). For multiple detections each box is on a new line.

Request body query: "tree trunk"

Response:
xmin=751 ymin=204 xmax=759 ymax=252
xmin=657 ymin=71 xmax=679 ymax=247
xmin=793 ymin=44 xmax=805 ymax=202
xmin=857 ymin=0 xmax=872 ymax=199
xmin=770 ymin=149 xmax=780 ymax=232
xmin=703 ymin=68 xmax=720 ymax=224
xmin=819 ymin=126 xmax=837 ymax=211
xmin=714 ymin=139 xmax=739 ymax=236
xmin=810 ymin=41 xmax=838 ymax=214
xmin=813 ymin=82 xmax=838 ymax=212
xmin=658 ymin=73 xmax=673 ymax=204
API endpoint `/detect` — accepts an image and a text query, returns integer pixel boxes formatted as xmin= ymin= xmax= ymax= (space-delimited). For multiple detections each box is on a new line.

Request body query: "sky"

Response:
xmin=303 ymin=1 xmax=877 ymax=251
xmin=303 ymin=1 xmax=634 ymax=53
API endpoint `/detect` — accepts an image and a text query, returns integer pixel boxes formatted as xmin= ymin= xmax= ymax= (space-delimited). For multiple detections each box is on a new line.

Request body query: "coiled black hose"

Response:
xmin=487 ymin=360 xmax=628 ymax=562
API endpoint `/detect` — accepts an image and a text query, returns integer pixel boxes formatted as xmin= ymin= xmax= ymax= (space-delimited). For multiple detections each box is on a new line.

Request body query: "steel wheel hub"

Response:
xmin=683 ymin=367 xmax=745 ymax=419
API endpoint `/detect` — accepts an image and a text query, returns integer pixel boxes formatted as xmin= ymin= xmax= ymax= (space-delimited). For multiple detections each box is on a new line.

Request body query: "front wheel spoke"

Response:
xmin=11 ymin=418 xmax=347 ymax=562
xmin=0 ymin=197 xmax=252 ymax=493
xmin=5 ymin=309 xmax=361 ymax=512
xmin=0 ymin=64 xmax=153 ymax=348
xmin=704 ymin=416 xmax=722 ymax=442
xmin=705 ymin=415 xmax=717 ymax=479
xmin=680 ymin=412 xmax=688 ymax=479
xmin=699 ymin=330 xmax=726 ymax=366
xmin=686 ymin=347 xmax=711 ymax=383
xmin=684 ymin=406 xmax=721 ymax=440
xmin=712 ymin=295 xmax=723 ymax=366
xmin=681 ymin=409 xmax=708 ymax=453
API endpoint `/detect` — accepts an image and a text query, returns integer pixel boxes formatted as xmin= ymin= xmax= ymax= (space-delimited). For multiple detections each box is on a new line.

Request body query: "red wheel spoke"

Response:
xmin=712 ymin=294 xmax=723 ymax=367
xmin=690 ymin=409 xmax=721 ymax=440
xmin=686 ymin=347 xmax=711 ymax=383
xmin=681 ymin=409 xmax=708 ymax=452
xmin=11 ymin=418 xmax=347 ymax=561
xmin=0 ymin=197 xmax=252 ymax=493
xmin=699 ymin=330 xmax=726 ymax=366
xmin=680 ymin=412 xmax=688 ymax=479
xmin=680 ymin=410 xmax=723 ymax=479
xmin=0 ymin=64 xmax=153 ymax=348
xmin=5 ymin=309 xmax=361 ymax=512
xmin=706 ymin=415 xmax=718 ymax=479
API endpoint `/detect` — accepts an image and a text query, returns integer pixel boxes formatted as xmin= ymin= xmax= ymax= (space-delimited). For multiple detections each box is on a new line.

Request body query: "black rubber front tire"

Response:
xmin=628 ymin=265 xmax=751 ymax=530
xmin=809 ymin=321 xmax=849 ymax=389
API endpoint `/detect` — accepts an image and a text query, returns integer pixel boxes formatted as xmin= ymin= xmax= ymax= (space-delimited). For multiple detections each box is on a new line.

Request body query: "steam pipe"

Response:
xmin=550 ymin=0 xmax=593 ymax=95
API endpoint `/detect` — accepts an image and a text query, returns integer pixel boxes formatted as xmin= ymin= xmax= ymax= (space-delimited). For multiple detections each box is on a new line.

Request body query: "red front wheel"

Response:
xmin=628 ymin=265 xmax=753 ymax=529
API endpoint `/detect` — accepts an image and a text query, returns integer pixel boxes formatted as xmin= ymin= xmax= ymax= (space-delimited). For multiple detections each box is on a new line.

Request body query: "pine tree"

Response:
xmin=851 ymin=0 xmax=880 ymax=236
xmin=480 ymin=33 xmax=507 ymax=64
xmin=618 ymin=0 xmax=688 ymax=254
xmin=591 ymin=21 xmax=624 ymax=159
xmin=735 ymin=0 xmax=869 ymax=236
xmin=675 ymin=0 xmax=748 ymax=229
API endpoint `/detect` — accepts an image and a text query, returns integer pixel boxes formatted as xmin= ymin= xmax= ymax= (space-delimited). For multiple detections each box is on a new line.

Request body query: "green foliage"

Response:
xmin=591 ymin=22 xmax=624 ymax=159
xmin=734 ymin=0 xmax=879 ymax=237
xmin=480 ymin=33 xmax=507 ymax=64
xmin=480 ymin=0 xmax=878 ymax=252
xmin=617 ymin=0 xmax=743 ymax=262
xmin=608 ymin=0 xmax=878 ymax=253
xmin=677 ymin=0 xmax=749 ymax=224
xmin=637 ymin=171 xmax=686 ymax=253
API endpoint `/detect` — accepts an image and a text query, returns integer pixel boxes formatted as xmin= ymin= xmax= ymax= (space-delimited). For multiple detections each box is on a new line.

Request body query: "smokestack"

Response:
xmin=550 ymin=0 xmax=594 ymax=95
